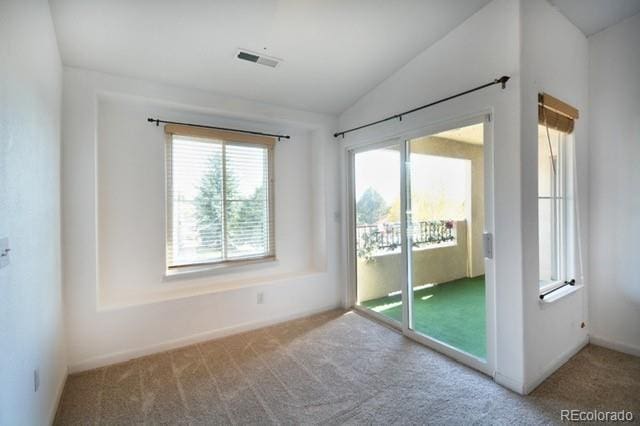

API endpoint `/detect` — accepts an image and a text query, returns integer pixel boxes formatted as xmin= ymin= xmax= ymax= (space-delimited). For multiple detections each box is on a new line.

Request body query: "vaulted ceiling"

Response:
xmin=550 ymin=0 xmax=640 ymax=36
xmin=49 ymin=1 xmax=640 ymax=114
xmin=49 ymin=0 xmax=492 ymax=114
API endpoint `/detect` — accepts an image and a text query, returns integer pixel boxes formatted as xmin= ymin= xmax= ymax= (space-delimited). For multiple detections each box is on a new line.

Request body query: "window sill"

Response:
xmin=98 ymin=269 xmax=324 ymax=312
xmin=539 ymin=284 xmax=583 ymax=304
xmin=539 ymin=279 xmax=565 ymax=294
xmin=164 ymin=256 xmax=277 ymax=280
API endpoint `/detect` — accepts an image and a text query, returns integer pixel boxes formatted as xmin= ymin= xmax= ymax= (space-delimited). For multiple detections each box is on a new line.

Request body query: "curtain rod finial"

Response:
xmin=497 ymin=75 xmax=510 ymax=89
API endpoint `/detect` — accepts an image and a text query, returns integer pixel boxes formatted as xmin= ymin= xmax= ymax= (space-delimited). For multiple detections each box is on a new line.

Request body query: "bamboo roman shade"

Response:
xmin=538 ymin=93 xmax=579 ymax=134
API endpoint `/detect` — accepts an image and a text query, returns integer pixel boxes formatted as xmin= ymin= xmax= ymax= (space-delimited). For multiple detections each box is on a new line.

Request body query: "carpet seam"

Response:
xmin=222 ymin=339 xmax=280 ymax=425
xmin=195 ymin=343 xmax=237 ymax=425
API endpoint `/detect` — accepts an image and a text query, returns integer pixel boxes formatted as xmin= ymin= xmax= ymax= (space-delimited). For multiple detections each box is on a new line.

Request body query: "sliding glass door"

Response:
xmin=353 ymin=143 xmax=404 ymax=326
xmin=351 ymin=118 xmax=492 ymax=372
xmin=406 ymin=123 xmax=487 ymax=362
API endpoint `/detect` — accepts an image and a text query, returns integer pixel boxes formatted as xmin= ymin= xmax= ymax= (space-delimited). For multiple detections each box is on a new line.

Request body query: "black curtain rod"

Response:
xmin=334 ymin=75 xmax=510 ymax=139
xmin=147 ymin=118 xmax=290 ymax=140
xmin=539 ymin=279 xmax=576 ymax=300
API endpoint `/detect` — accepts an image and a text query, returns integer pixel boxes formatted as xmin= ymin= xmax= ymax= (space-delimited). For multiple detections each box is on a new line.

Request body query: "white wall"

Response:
xmin=520 ymin=0 xmax=590 ymax=392
xmin=338 ymin=0 xmax=524 ymax=391
xmin=62 ymin=68 xmax=342 ymax=371
xmin=97 ymin=96 xmax=315 ymax=306
xmin=0 ymin=1 xmax=67 ymax=424
xmin=588 ymin=13 xmax=640 ymax=356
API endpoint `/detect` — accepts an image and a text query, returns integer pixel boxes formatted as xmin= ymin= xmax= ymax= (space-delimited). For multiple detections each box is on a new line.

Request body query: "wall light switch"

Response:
xmin=483 ymin=233 xmax=493 ymax=259
xmin=0 ymin=238 xmax=9 ymax=269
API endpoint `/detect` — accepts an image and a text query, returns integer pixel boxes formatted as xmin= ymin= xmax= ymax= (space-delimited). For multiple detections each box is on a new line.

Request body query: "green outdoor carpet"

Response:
xmin=361 ymin=276 xmax=486 ymax=359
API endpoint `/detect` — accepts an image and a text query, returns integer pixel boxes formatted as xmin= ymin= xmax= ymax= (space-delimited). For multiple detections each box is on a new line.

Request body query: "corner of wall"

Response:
xmin=48 ymin=366 xmax=69 ymax=424
xmin=519 ymin=0 xmax=590 ymax=391
xmin=586 ymin=12 xmax=640 ymax=358
xmin=494 ymin=372 xmax=526 ymax=395
xmin=589 ymin=335 xmax=640 ymax=358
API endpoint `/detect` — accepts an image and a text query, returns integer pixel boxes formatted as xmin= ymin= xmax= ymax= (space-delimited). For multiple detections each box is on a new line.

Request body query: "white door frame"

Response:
xmin=346 ymin=111 xmax=496 ymax=377
xmin=348 ymin=138 xmax=406 ymax=331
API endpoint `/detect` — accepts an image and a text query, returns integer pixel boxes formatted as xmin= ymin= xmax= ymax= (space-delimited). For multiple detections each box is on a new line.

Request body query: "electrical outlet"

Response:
xmin=257 ymin=292 xmax=264 ymax=304
xmin=0 ymin=237 xmax=9 ymax=269
xmin=34 ymin=368 xmax=39 ymax=392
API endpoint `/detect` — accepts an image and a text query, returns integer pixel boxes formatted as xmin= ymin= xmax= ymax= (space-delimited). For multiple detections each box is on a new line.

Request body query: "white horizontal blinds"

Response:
xmin=166 ymin=126 xmax=274 ymax=269
xmin=224 ymin=143 xmax=273 ymax=260
xmin=167 ymin=136 xmax=224 ymax=267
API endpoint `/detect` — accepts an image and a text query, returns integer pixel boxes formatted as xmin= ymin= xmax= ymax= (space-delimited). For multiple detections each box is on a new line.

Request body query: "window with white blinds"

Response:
xmin=166 ymin=127 xmax=274 ymax=269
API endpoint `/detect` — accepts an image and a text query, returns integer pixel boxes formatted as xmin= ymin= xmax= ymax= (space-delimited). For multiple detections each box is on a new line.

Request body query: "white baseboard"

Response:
xmin=590 ymin=334 xmax=640 ymax=357
xmin=494 ymin=372 xmax=525 ymax=395
xmin=68 ymin=303 xmax=340 ymax=373
xmin=524 ymin=336 xmax=589 ymax=394
xmin=49 ymin=367 xmax=68 ymax=425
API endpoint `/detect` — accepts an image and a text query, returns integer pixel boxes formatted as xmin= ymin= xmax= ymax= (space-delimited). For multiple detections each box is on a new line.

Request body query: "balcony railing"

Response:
xmin=356 ymin=220 xmax=457 ymax=260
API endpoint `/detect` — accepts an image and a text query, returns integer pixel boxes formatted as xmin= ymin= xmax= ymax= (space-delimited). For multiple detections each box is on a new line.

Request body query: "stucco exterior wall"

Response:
xmin=357 ymin=221 xmax=468 ymax=301
xmin=410 ymin=136 xmax=485 ymax=277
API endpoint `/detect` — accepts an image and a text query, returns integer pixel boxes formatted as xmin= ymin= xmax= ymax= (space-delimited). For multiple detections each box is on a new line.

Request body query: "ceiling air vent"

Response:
xmin=236 ymin=49 xmax=281 ymax=68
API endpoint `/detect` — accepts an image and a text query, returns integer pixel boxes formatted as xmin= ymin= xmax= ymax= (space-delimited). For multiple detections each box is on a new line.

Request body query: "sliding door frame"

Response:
xmin=349 ymin=138 xmax=406 ymax=331
xmin=346 ymin=111 xmax=496 ymax=377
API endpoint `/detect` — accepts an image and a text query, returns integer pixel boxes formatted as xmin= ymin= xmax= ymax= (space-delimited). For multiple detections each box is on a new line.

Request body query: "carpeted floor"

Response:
xmin=361 ymin=276 xmax=486 ymax=359
xmin=55 ymin=309 xmax=640 ymax=425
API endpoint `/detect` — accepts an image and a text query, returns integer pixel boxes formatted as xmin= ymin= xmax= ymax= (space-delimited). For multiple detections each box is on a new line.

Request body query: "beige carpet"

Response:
xmin=55 ymin=310 xmax=640 ymax=425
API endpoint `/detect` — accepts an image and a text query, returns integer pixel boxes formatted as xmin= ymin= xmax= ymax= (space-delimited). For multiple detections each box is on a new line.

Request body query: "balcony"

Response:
xmin=356 ymin=220 xmax=467 ymax=301
xmin=356 ymin=219 xmax=486 ymax=359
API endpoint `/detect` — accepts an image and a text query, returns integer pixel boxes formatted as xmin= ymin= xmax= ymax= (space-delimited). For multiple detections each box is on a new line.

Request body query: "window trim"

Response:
xmin=164 ymin=127 xmax=276 ymax=272
xmin=164 ymin=123 xmax=276 ymax=147
xmin=164 ymin=255 xmax=278 ymax=278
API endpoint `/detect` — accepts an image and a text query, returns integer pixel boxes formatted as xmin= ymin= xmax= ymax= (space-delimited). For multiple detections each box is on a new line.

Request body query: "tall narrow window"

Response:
xmin=538 ymin=125 xmax=567 ymax=287
xmin=538 ymin=93 xmax=579 ymax=292
xmin=165 ymin=125 xmax=274 ymax=270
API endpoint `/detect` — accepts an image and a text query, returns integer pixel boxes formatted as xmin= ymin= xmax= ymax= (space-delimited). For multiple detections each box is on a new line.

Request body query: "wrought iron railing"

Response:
xmin=356 ymin=220 xmax=456 ymax=260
